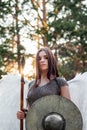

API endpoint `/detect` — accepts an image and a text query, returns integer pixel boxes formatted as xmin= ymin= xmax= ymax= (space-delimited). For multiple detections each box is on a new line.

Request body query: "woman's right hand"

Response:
xmin=17 ymin=110 xmax=25 ymax=120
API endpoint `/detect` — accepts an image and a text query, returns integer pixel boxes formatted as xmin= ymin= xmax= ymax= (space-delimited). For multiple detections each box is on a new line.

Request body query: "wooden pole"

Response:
xmin=20 ymin=56 xmax=25 ymax=130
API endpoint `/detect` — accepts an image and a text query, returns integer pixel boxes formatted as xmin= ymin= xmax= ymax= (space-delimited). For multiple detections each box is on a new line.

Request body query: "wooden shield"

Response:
xmin=26 ymin=95 xmax=83 ymax=130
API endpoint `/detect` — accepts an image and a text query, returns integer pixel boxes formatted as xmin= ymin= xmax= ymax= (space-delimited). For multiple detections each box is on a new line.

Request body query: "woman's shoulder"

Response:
xmin=56 ymin=77 xmax=66 ymax=80
xmin=28 ymin=80 xmax=35 ymax=88
xmin=55 ymin=77 xmax=68 ymax=87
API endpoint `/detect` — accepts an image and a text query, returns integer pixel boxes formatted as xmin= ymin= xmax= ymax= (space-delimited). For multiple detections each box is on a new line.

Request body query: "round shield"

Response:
xmin=26 ymin=95 xmax=83 ymax=130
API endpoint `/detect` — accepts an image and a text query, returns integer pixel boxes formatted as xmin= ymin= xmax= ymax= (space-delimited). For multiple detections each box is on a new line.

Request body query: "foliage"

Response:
xmin=0 ymin=43 xmax=14 ymax=78
xmin=0 ymin=0 xmax=27 ymax=78
xmin=0 ymin=0 xmax=87 ymax=79
xmin=28 ymin=0 xmax=87 ymax=79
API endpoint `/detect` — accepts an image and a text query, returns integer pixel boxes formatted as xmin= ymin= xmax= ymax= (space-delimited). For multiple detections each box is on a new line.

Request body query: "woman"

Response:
xmin=17 ymin=47 xmax=70 ymax=120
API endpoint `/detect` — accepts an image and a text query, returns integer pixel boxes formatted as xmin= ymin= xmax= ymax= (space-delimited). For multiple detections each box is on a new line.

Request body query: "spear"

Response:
xmin=20 ymin=56 xmax=25 ymax=130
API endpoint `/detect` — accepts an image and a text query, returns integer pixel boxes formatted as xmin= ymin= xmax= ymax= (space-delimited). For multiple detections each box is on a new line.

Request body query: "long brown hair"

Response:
xmin=32 ymin=47 xmax=59 ymax=88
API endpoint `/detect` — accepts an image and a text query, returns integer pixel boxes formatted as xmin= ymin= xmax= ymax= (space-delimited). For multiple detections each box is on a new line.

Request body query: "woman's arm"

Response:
xmin=60 ymin=85 xmax=71 ymax=100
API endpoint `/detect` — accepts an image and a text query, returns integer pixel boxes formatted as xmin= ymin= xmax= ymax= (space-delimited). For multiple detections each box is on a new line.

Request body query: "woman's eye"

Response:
xmin=38 ymin=56 xmax=48 ymax=60
xmin=38 ymin=57 xmax=41 ymax=60
xmin=45 ymin=56 xmax=48 ymax=59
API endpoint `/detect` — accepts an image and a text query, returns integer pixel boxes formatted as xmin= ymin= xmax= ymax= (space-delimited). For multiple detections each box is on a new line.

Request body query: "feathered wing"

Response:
xmin=0 ymin=74 xmax=29 ymax=130
xmin=68 ymin=72 xmax=87 ymax=130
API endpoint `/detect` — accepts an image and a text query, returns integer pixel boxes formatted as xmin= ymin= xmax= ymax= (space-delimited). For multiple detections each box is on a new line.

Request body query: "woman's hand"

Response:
xmin=17 ymin=110 xmax=25 ymax=120
xmin=17 ymin=109 xmax=28 ymax=120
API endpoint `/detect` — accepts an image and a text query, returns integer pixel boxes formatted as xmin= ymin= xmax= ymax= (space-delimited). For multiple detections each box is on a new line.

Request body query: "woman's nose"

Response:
xmin=40 ymin=57 xmax=45 ymax=62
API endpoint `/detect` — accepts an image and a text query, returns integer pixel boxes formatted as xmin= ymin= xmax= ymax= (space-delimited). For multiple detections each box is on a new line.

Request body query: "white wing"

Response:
xmin=0 ymin=73 xmax=29 ymax=130
xmin=68 ymin=72 xmax=87 ymax=130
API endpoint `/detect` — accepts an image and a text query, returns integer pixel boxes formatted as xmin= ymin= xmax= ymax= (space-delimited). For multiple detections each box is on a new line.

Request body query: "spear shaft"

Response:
xmin=20 ymin=56 xmax=25 ymax=130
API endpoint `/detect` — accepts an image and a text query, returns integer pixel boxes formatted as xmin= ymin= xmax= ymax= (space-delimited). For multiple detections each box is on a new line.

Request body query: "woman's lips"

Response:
xmin=40 ymin=64 xmax=46 ymax=66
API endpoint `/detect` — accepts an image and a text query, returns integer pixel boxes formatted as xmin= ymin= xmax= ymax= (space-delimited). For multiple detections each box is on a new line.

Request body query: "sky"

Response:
xmin=21 ymin=39 xmax=38 ymax=54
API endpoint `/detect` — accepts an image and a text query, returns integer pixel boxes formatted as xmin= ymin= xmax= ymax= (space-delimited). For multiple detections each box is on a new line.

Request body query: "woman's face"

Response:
xmin=38 ymin=50 xmax=48 ymax=72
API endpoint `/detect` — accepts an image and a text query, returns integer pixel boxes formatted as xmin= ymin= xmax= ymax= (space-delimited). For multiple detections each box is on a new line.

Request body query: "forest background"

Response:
xmin=0 ymin=0 xmax=87 ymax=80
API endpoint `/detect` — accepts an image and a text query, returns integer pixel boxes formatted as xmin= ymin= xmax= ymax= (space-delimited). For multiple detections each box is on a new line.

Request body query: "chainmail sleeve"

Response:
xmin=55 ymin=77 xmax=69 ymax=87
xmin=28 ymin=80 xmax=35 ymax=89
